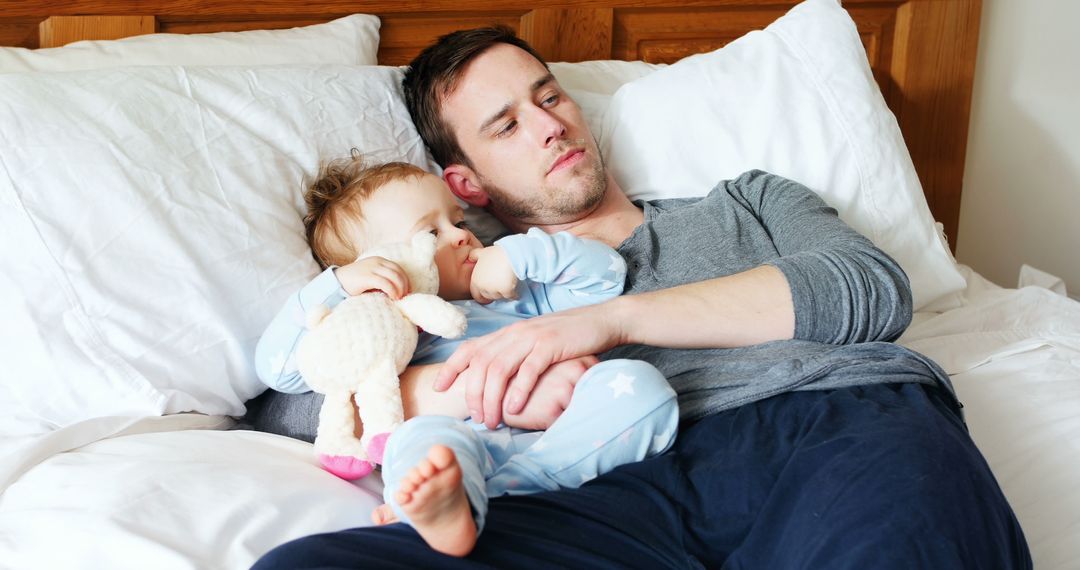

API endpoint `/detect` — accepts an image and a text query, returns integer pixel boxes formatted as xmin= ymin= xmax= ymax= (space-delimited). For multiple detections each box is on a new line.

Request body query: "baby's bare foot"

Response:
xmin=396 ymin=444 xmax=477 ymax=557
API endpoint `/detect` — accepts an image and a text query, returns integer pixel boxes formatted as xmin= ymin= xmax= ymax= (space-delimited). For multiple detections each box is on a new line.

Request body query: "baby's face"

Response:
xmin=359 ymin=173 xmax=482 ymax=300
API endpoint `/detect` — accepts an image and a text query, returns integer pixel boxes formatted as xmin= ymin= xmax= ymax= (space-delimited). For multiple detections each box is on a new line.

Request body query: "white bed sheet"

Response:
xmin=1 ymin=265 xmax=1077 ymax=569
xmin=0 ymin=415 xmax=383 ymax=569
xmin=898 ymin=265 xmax=1080 ymax=570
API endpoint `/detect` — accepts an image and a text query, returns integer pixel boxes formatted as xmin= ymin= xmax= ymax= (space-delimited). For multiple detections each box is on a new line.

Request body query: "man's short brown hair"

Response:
xmin=303 ymin=154 xmax=427 ymax=269
xmin=402 ymin=26 xmax=548 ymax=169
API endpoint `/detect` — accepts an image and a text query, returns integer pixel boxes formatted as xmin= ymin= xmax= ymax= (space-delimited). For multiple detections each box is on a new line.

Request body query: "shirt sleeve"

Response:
xmin=253 ymin=267 xmax=348 ymax=393
xmin=721 ymin=170 xmax=913 ymax=344
xmin=493 ymin=228 xmax=627 ymax=315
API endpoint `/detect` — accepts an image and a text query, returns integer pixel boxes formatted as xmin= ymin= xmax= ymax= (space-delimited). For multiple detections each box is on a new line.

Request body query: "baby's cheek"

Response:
xmin=437 ymin=261 xmax=470 ymax=300
xmin=458 ymin=264 xmax=476 ymax=292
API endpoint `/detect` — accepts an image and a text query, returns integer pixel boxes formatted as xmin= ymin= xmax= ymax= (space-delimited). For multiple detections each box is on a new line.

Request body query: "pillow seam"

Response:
xmin=766 ymin=24 xmax=884 ymax=247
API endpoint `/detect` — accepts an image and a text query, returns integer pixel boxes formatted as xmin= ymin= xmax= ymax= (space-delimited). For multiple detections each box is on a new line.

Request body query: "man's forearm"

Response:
xmin=400 ymin=360 xmax=569 ymax=430
xmin=400 ymin=363 xmax=469 ymax=420
xmin=612 ymin=264 xmax=795 ymax=349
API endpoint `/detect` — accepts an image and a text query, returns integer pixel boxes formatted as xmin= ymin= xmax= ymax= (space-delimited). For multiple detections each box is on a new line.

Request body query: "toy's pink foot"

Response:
xmin=319 ymin=454 xmax=374 ymax=480
xmin=367 ymin=432 xmax=391 ymax=464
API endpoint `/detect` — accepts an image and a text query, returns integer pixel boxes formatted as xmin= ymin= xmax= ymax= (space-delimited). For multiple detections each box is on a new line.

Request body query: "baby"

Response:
xmin=255 ymin=156 xmax=678 ymax=557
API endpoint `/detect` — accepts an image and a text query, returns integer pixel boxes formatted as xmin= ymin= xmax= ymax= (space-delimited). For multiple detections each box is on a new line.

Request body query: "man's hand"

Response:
xmin=500 ymin=355 xmax=598 ymax=430
xmin=398 ymin=356 xmax=596 ymax=431
xmin=468 ymin=246 xmax=518 ymax=304
xmin=434 ymin=303 xmax=625 ymax=429
xmin=334 ymin=256 xmax=410 ymax=298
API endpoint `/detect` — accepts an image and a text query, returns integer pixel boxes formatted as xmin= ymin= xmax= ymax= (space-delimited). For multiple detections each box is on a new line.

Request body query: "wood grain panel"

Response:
xmin=890 ymin=0 xmax=981 ymax=247
xmin=0 ymin=1 xmax=903 ymax=18
xmin=521 ymin=8 xmax=613 ymax=62
xmin=0 ymin=20 xmax=40 ymax=48
xmin=614 ymin=5 xmax=898 ymax=95
xmin=158 ymin=18 xmax=330 ymax=34
xmin=613 ymin=7 xmax=784 ymax=64
xmin=378 ymin=12 xmax=526 ymax=66
xmin=39 ymin=15 xmax=156 ymax=48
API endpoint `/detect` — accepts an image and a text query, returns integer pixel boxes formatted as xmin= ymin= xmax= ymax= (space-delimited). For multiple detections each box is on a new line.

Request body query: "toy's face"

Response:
xmin=360 ymin=173 xmax=482 ymax=300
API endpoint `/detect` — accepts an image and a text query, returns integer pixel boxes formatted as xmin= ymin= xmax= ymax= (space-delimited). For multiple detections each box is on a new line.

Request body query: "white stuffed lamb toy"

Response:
xmin=296 ymin=232 xmax=467 ymax=480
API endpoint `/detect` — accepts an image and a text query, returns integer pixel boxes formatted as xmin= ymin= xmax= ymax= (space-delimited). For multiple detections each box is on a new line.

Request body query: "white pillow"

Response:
xmin=0 ymin=65 xmax=437 ymax=428
xmin=599 ymin=0 xmax=966 ymax=311
xmin=0 ymin=14 xmax=380 ymax=72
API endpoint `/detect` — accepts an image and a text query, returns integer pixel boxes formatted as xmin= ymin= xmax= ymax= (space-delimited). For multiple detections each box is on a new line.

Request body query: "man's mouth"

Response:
xmin=547 ymin=148 xmax=585 ymax=175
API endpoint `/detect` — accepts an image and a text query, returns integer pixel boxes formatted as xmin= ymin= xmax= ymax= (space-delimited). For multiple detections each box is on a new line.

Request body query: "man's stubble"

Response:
xmin=479 ymin=142 xmax=607 ymax=226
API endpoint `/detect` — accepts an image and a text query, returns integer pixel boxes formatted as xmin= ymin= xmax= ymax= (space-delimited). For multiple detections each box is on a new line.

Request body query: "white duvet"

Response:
xmin=899 ymin=267 xmax=1080 ymax=570
xmin=1 ymin=266 xmax=1078 ymax=569
xmin=0 ymin=415 xmax=383 ymax=570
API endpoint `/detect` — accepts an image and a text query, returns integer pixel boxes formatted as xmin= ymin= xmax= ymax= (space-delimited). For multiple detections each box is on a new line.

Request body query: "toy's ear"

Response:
xmin=410 ymin=231 xmax=437 ymax=260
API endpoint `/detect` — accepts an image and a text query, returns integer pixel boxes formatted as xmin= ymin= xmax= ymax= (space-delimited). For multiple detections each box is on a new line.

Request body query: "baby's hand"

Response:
xmin=468 ymin=246 xmax=519 ymax=304
xmin=334 ymin=256 xmax=410 ymax=299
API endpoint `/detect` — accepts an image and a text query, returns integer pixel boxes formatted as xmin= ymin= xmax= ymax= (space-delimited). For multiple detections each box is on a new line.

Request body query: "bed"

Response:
xmin=1 ymin=0 xmax=1077 ymax=568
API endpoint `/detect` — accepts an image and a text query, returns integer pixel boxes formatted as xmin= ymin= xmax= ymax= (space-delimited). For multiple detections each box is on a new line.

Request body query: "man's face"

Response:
xmin=442 ymin=43 xmax=607 ymax=227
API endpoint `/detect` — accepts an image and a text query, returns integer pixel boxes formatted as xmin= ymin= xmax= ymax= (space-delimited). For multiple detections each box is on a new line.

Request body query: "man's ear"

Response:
xmin=443 ymin=164 xmax=490 ymax=207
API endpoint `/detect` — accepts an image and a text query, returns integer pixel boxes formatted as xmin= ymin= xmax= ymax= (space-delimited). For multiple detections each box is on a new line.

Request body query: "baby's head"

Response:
xmin=304 ymin=154 xmax=482 ymax=300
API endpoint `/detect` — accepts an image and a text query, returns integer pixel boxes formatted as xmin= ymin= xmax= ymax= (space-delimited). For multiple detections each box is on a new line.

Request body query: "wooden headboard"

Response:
xmin=0 ymin=0 xmax=981 ymax=249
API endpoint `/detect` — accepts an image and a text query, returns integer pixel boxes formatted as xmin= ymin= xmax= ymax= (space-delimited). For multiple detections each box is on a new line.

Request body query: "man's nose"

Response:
xmin=537 ymin=108 xmax=566 ymax=148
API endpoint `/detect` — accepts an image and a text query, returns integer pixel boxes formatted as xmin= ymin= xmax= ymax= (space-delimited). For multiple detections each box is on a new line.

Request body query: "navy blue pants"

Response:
xmin=253 ymin=383 xmax=1030 ymax=569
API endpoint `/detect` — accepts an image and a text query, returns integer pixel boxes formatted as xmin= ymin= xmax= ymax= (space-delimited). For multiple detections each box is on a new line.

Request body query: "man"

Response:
xmin=254 ymin=27 xmax=1030 ymax=568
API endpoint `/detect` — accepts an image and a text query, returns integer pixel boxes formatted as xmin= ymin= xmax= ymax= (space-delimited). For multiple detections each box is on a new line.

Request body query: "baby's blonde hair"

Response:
xmin=304 ymin=154 xmax=428 ymax=269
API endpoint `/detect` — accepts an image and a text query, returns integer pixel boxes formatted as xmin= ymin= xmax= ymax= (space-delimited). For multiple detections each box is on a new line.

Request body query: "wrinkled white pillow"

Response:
xmin=0 ymin=65 xmax=437 ymax=427
xmin=600 ymin=0 xmax=966 ymax=311
xmin=0 ymin=14 xmax=380 ymax=72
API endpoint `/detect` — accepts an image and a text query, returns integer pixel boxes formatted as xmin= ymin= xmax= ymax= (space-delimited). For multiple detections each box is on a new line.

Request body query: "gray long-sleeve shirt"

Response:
xmin=603 ymin=170 xmax=955 ymax=421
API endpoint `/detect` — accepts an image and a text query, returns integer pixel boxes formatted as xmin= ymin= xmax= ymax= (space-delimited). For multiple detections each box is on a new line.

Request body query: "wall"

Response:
xmin=956 ymin=0 xmax=1080 ymax=298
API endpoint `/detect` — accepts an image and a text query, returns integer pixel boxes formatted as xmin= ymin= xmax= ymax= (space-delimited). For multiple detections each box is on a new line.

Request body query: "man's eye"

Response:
xmin=497 ymin=120 xmax=517 ymax=137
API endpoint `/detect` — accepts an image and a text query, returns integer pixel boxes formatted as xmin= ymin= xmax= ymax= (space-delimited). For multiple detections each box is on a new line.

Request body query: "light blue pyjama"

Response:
xmin=381 ymin=358 xmax=679 ymax=533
